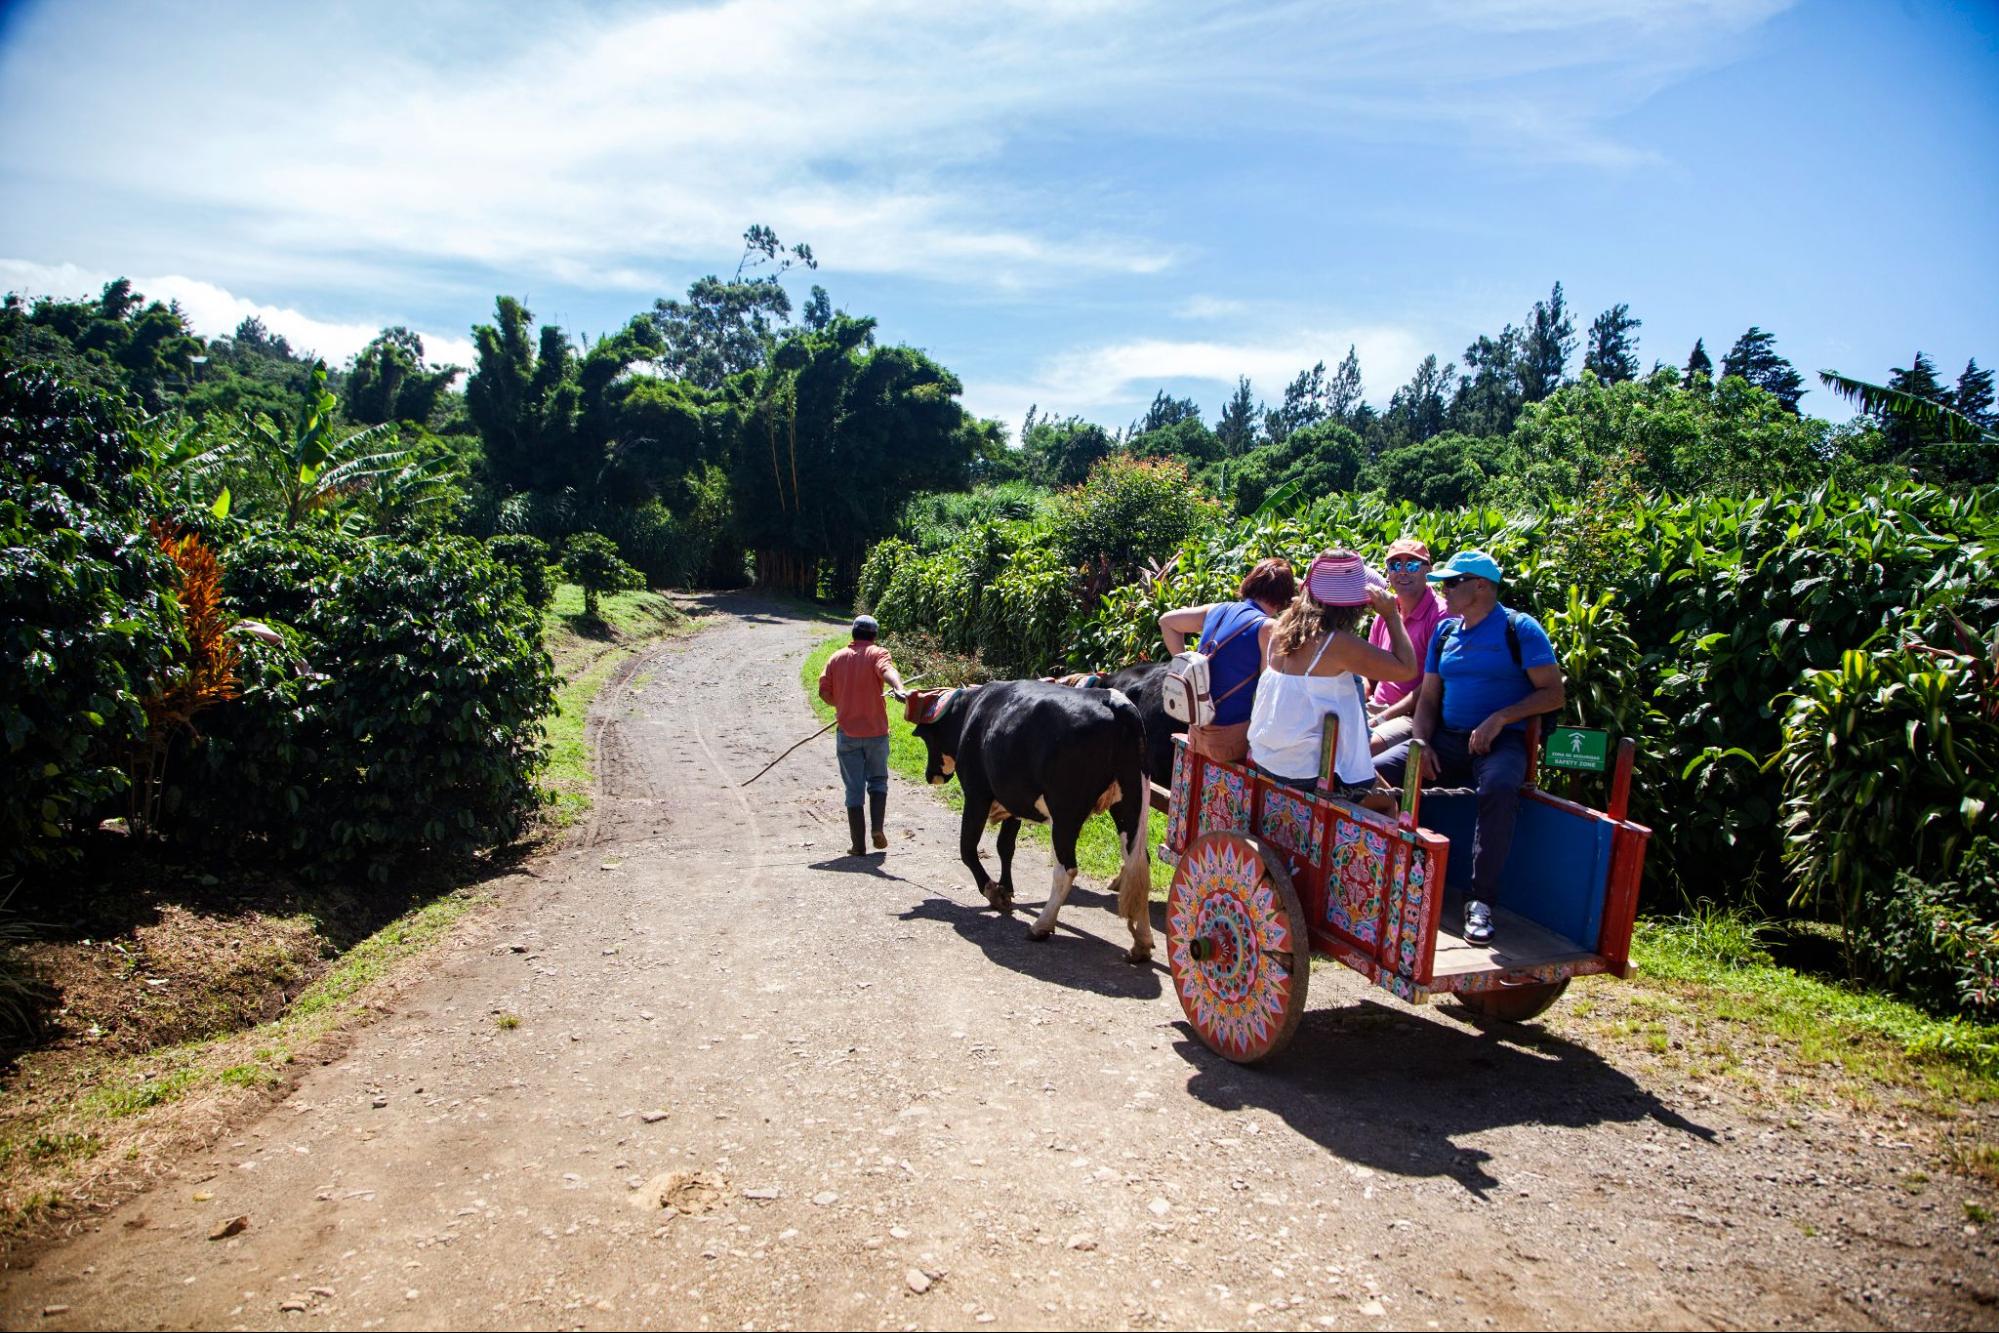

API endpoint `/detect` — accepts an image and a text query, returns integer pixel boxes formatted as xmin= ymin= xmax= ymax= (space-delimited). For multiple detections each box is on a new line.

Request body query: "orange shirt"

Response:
xmin=818 ymin=641 xmax=894 ymax=737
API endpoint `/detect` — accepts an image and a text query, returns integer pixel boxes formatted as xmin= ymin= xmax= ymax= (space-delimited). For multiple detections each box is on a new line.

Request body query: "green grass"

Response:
xmin=83 ymin=1067 xmax=199 ymax=1118
xmin=0 ymin=1132 xmax=100 ymax=1171
xmin=1632 ymin=908 xmax=1999 ymax=1083
xmin=542 ymin=584 xmax=691 ymax=825
xmin=800 ymin=634 xmax=1173 ymax=893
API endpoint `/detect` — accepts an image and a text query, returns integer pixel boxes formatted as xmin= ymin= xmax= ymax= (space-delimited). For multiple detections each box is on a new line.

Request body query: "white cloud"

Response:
xmin=0 ymin=260 xmax=476 ymax=370
xmin=0 ymin=0 xmax=1792 ymax=293
xmin=963 ymin=324 xmax=1429 ymax=432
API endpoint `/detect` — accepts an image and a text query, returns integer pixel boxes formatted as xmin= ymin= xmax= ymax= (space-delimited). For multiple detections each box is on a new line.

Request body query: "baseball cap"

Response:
xmin=1426 ymin=550 xmax=1504 ymax=584
xmin=1384 ymin=536 xmax=1432 ymax=563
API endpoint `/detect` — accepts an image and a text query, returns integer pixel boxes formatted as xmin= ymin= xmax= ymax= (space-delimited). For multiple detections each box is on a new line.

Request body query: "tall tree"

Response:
xmin=1720 ymin=326 xmax=1805 ymax=412
xmin=1449 ymin=326 xmax=1524 ymax=437
xmin=651 ymin=224 xmax=817 ymax=390
xmin=1518 ymin=281 xmax=1575 ymax=403
xmin=1327 ymin=345 xmax=1364 ymax=425
xmin=801 ymin=285 xmax=833 ymax=332
xmin=342 ymin=326 xmax=462 ymax=426
xmin=1384 ymin=354 xmax=1456 ymax=446
xmin=1583 ymin=303 xmax=1642 ymax=384
xmin=1684 ymin=338 xmax=1713 ymax=383
xmin=1023 ymin=414 xmax=1115 ymax=488
xmin=1951 ymin=358 xmax=1994 ymax=431
xmin=1214 ymin=376 xmax=1261 ymax=458
xmin=1264 ymin=361 xmax=1329 ymax=444
xmin=1877 ymin=352 xmax=1953 ymax=454
xmin=1135 ymin=389 xmax=1202 ymax=435
xmin=466 ymin=297 xmax=591 ymax=492
xmin=729 ymin=316 xmax=974 ymax=594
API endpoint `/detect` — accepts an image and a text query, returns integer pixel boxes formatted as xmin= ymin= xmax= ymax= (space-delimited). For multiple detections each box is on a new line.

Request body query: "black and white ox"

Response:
xmin=906 ymin=681 xmax=1154 ymax=963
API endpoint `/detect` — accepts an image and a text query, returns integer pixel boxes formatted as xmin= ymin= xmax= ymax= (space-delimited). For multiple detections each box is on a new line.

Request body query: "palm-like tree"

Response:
xmin=239 ymin=363 xmax=451 ymax=529
xmin=1819 ymin=369 xmax=1995 ymax=444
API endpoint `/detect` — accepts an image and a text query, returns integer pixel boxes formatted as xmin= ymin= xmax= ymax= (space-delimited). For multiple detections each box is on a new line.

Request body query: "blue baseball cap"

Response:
xmin=1427 ymin=550 xmax=1504 ymax=584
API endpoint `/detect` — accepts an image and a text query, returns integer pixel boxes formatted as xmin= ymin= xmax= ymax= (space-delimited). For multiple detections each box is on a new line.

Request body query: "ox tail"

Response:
xmin=1110 ymin=705 xmax=1152 ymax=932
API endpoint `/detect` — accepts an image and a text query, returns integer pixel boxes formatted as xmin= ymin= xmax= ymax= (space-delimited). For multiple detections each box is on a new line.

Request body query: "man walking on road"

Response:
xmin=817 ymin=615 xmax=907 ymax=857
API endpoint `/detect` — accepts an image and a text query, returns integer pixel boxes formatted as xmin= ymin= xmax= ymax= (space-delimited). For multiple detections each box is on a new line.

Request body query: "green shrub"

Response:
xmin=487 ymin=533 xmax=556 ymax=610
xmin=174 ymin=527 xmax=556 ymax=882
xmin=981 ymin=544 xmax=1074 ymax=675
xmin=857 ymin=538 xmax=915 ymax=613
xmin=1776 ymin=643 xmax=1997 ymax=982
xmin=1051 ymin=455 xmax=1216 ymax=586
xmin=1872 ymin=839 xmax=1999 ymax=1018
xmin=0 ymin=365 xmax=177 ymax=875
xmin=562 ymin=531 xmax=645 ymax=617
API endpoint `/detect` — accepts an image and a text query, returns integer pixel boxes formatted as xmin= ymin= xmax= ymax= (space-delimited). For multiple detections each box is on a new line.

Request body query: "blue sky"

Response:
xmin=2 ymin=0 xmax=1993 ymax=434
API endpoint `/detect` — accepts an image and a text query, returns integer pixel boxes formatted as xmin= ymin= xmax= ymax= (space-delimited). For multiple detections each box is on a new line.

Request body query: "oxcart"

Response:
xmin=1157 ymin=726 xmax=1651 ymax=1062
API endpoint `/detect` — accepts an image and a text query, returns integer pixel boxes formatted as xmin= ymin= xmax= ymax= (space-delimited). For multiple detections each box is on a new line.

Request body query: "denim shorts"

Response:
xmin=836 ymin=731 xmax=890 ymax=806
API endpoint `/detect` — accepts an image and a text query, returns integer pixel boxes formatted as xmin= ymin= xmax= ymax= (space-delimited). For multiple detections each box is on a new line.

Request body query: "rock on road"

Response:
xmin=3 ymin=596 xmax=1988 ymax=1330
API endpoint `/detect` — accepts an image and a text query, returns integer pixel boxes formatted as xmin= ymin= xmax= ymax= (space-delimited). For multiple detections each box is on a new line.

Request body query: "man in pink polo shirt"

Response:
xmin=817 ymin=615 xmax=907 ymax=857
xmin=1366 ymin=536 xmax=1447 ymax=754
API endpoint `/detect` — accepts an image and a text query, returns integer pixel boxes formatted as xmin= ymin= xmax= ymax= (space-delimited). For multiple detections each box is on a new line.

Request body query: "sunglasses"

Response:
xmin=1438 ymin=575 xmax=1470 ymax=589
xmin=1385 ymin=559 xmax=1428 ymax=572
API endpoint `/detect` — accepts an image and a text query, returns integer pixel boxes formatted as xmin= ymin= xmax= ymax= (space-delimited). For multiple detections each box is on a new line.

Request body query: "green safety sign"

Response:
xmin=1543 ymin=726 xmax=1610 ymax=774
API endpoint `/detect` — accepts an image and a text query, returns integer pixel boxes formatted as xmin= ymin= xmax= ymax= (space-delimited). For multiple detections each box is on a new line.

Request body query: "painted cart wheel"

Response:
xmin=1457 ymin=977 xmax=1570 ymax=1023
xmin=1166 ymin=833 xmax=1310 ymax=1064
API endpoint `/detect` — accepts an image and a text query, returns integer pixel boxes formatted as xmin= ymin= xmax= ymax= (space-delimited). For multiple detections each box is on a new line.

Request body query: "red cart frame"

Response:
xmin=1158 ymin=727 xmax=1651 ymax=1062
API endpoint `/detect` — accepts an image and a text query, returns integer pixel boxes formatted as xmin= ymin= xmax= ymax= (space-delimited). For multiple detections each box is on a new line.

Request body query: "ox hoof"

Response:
xmin=1027 ymin=923 xmax=1052 ymax=941
xmin=1125 ymin=945 xmax=1153 ymax=965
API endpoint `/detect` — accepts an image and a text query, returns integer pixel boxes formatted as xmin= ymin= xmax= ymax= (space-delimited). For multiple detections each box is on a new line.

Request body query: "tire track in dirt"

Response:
xmin=2 ymin=595 xmax=1989 ymax=1330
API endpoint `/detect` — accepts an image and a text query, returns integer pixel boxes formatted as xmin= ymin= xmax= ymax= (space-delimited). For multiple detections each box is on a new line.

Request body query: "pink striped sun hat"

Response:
xmin=1304 ymin=550 xmax=1385 ymax=607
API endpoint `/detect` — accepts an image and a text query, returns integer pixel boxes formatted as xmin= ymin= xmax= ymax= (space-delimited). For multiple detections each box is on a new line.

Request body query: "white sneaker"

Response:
xmin=1464 ymin=900 xmax=1495 ymax=945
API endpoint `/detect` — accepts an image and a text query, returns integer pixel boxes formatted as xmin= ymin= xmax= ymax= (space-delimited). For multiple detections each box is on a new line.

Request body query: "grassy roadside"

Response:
xmin=801 ymin=633 xmax=1173 ymax=891
xmin=542 ymin=583 xmax=694 ymax=826
xmin=0 ymin=583 xmax=698 ymax=1244
xmin=806 ymin=632 xmax=1999 ymax=1193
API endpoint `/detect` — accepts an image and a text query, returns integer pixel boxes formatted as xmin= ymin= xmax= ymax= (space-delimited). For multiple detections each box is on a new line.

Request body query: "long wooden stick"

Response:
xmin=739 ymin=672 xmax=928 ymax=787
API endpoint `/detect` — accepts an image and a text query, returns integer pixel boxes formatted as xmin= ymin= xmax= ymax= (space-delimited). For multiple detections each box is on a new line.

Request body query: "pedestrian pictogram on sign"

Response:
xmin=1543 ymin=727 xmax=1609 ymax=774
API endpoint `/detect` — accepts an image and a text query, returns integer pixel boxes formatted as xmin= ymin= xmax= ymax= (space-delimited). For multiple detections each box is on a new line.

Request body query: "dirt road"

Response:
xmin=3 ymin=596 xmax=1990 ymax=1330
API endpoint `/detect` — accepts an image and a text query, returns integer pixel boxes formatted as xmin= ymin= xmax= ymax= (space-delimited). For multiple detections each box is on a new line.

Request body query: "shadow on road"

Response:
xmin=808 ymin=853 xmax=917 ymax=882
xmin=1176 ymin=997 xmax=1715 ymax=1196
xmin=673 ymin=590 xmax=846 ymax=627
xmin=897 ymin=891 xmax=1165 ymax=1001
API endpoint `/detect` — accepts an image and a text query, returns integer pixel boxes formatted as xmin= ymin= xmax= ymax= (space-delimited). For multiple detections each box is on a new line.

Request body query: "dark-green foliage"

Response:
xmin=1874 ymin=839 xmax=1999 ymax=1019
xmin=487 ymin=534 xmax=556 ymax=610
xmin=562 ymin=531 xmax=644 ymax=617
xmin=1776 ymin=642 xmax=1997 ymax=994
xmin=0 ymin=365 xmax=177 ymax=876
xmin=1361 ymin=431 xmax=1516 ymax=510
xmin=1051 ymin=456 xmax=1217 ymax=587
xmin=175 ymin=527 xmax=556 ymax=882
xmin=896 ymin=482 xmax=1049 ymax=554
xmin=1050 ymin=481 xmax=1998 ymax=934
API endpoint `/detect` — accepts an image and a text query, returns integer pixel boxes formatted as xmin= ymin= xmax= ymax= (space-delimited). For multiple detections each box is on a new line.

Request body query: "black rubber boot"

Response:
xmin=846 ymin=807 xmax=867 ymax=857
xmin=869 ymin=790 xmax=888 ymax=850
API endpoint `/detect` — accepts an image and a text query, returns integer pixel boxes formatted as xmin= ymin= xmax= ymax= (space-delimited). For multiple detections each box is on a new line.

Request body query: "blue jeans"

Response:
xmin=836 ymin=731 xmax=890 ymax=808
xmin=1374 ymin=728 xmax=1528 ymax=904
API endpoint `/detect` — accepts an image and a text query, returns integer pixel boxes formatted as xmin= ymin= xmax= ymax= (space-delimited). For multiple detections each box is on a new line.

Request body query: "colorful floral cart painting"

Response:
xmin=1160 ymin=726 xmax=1651 ymax=1063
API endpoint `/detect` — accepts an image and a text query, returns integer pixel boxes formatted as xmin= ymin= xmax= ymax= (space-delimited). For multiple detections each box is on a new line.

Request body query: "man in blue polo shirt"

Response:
xmin=1373 ymin=550 xmax=1564 ymax=945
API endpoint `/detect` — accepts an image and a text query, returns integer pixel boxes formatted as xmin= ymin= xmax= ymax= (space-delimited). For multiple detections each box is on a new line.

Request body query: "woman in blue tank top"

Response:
xmin=1157 ymin=558 xmax=1297 ymax=759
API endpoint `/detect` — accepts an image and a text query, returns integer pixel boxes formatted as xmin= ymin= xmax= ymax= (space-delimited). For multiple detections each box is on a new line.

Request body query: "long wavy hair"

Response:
xmin=1269 ymin=585 xmax=1364 ymax=662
